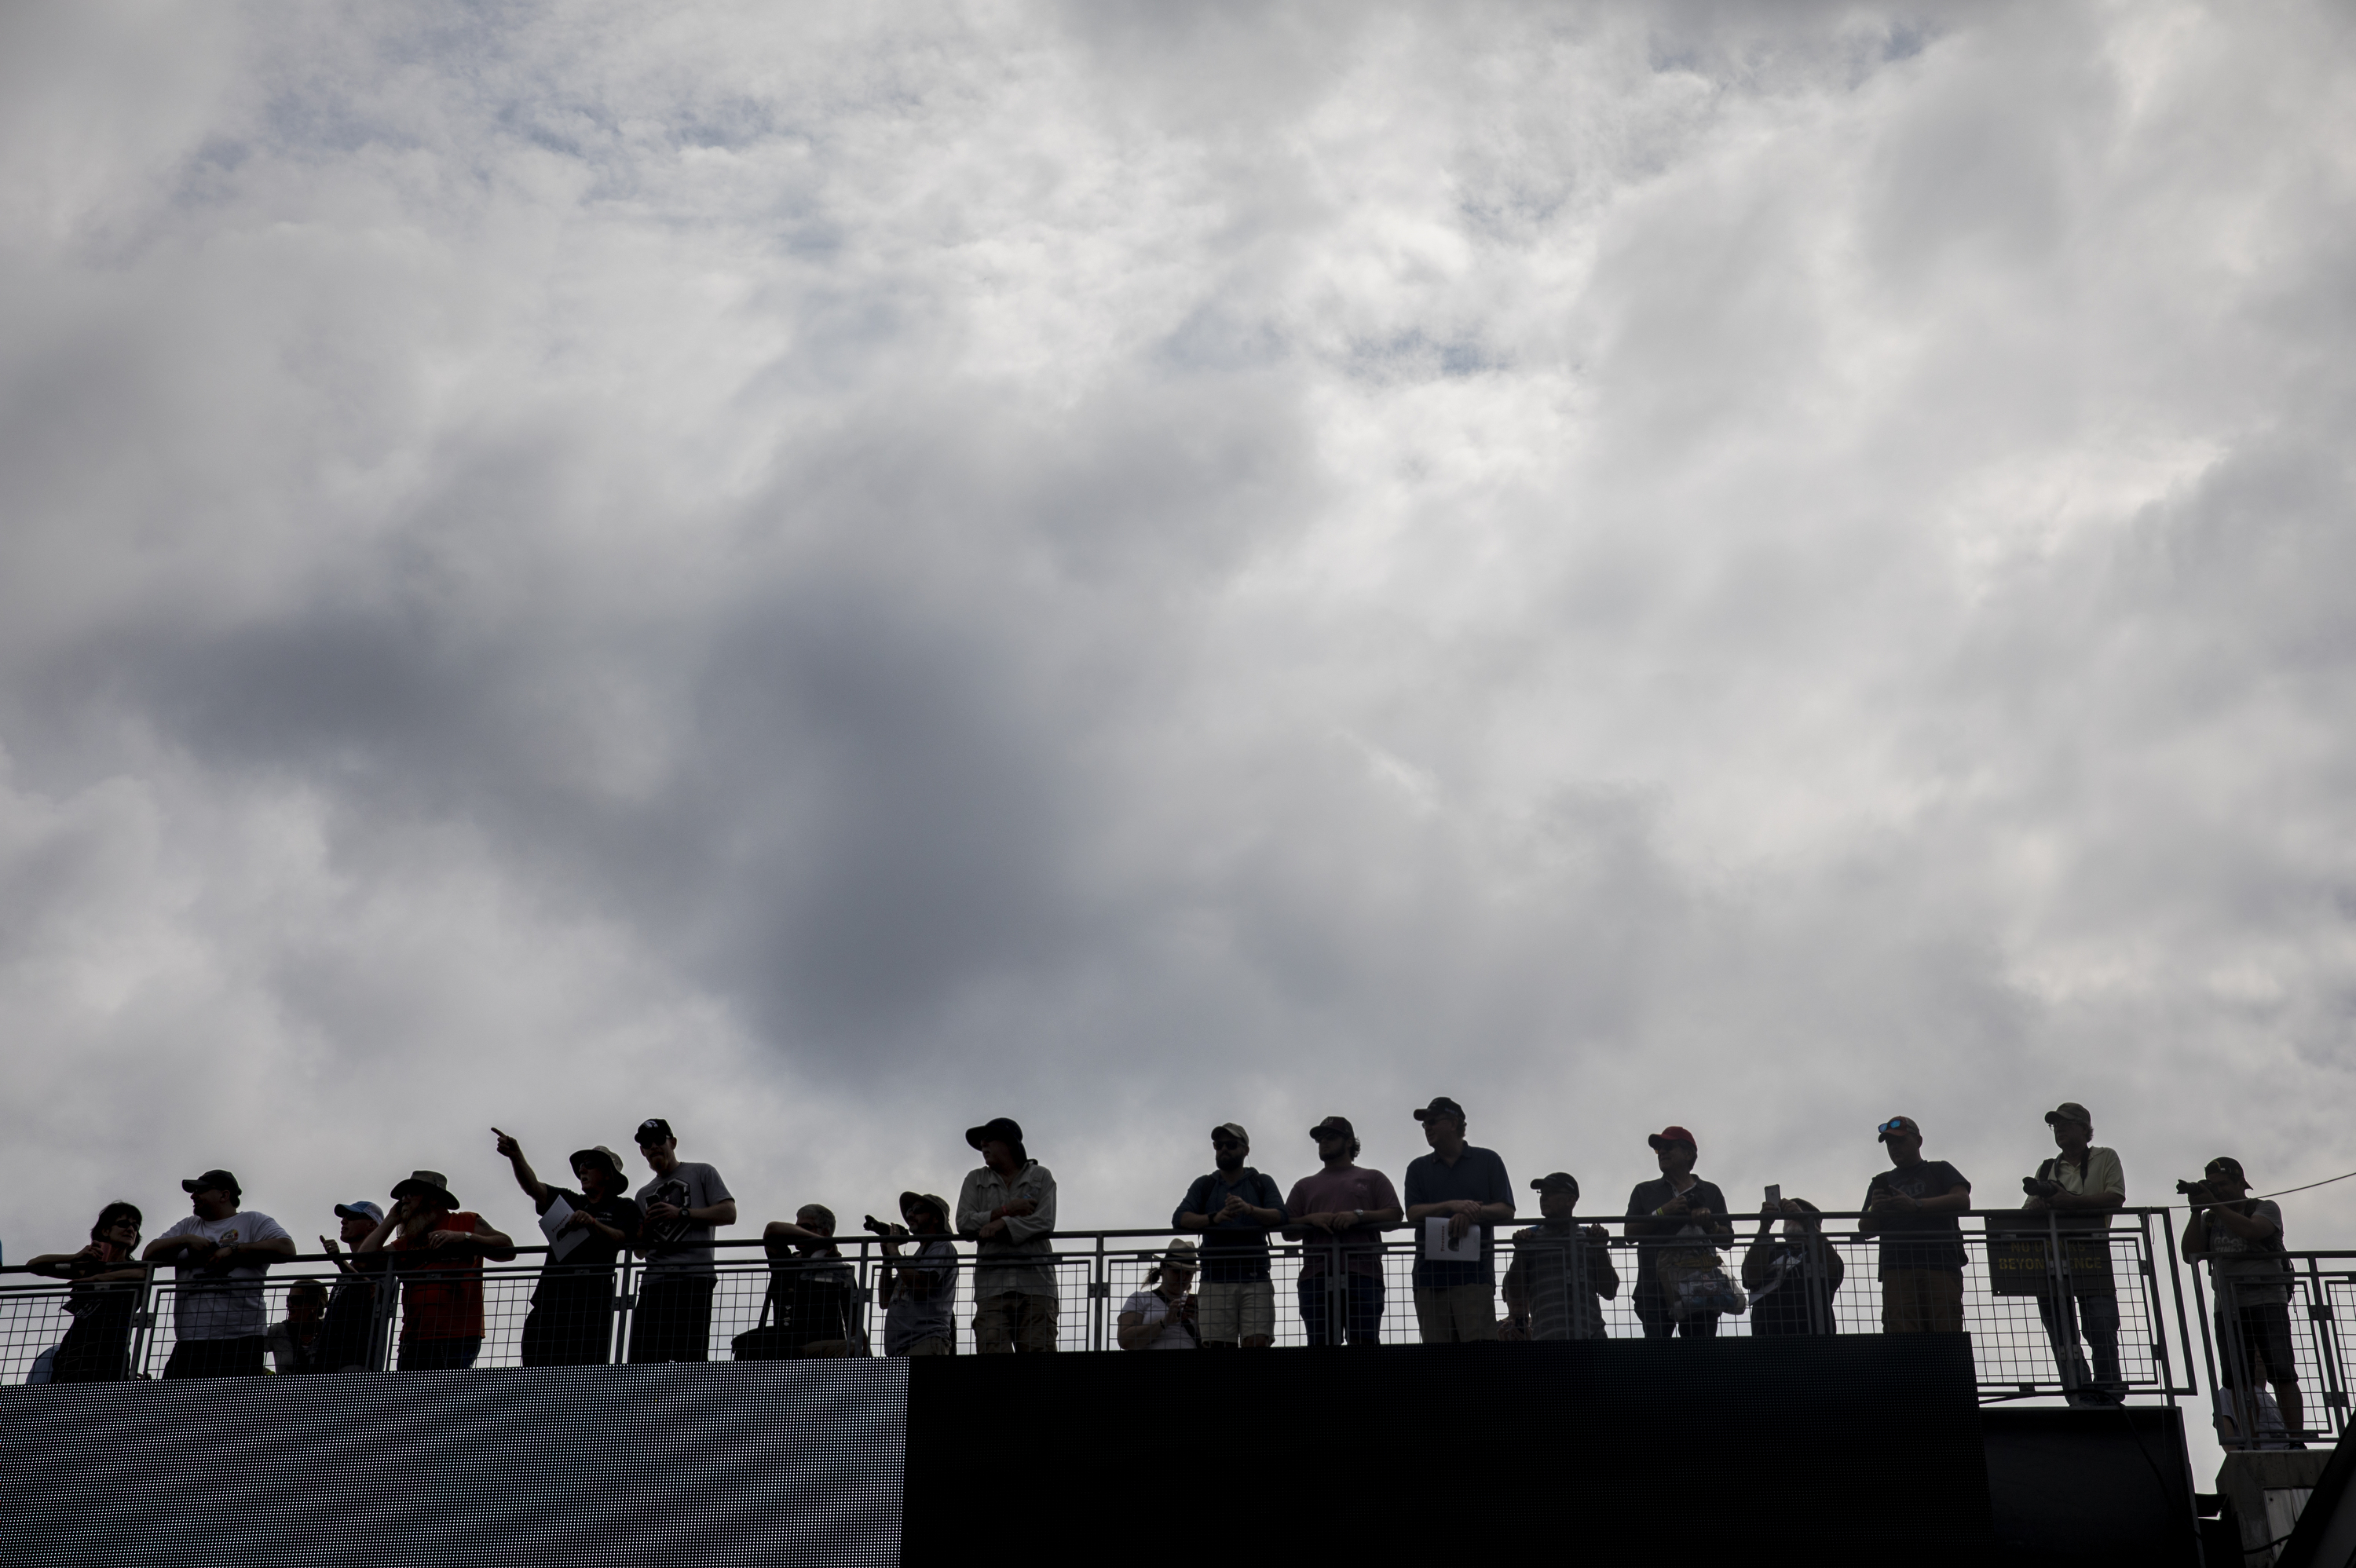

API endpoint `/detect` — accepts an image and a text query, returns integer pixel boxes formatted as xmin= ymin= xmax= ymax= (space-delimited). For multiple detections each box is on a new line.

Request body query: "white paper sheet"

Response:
xmin=540 ymin=1193 xmax=588 ymax=1261
xmin=1425 ymin=1215 xmax=1480 ymax=1263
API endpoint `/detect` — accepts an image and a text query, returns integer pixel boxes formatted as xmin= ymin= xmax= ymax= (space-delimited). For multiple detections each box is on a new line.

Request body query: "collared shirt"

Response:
xmin=1403 ymin=1145 xmax=1514 ymax=1288
xmin=1502 ymin=1222 xmax=1617 ymax=1340
xmin=2033 ymin=1146 xmax=2125 ymax=1231
xmin=956 ymin=1160 xmax=1059 ymax=1298
xmin=1173 ymin=1168 xmax=1286 ymax=1284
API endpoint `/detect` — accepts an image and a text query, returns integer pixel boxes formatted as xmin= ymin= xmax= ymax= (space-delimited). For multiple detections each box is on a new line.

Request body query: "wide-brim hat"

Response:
xmin=569 ymin=1146 xmax=627 ymax=1183
xmin=390 ymin=1170 xmax=459 ymax=1209
xmin=900 ymin=1191 xmax=951 ymax=1226
xmin=965 ymin=1117 xmax=1023 ymax=1151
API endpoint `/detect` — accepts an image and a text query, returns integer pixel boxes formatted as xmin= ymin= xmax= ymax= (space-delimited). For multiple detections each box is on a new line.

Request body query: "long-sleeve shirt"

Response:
xmin=956 ymin=1160 xmax=1059 ymax=1298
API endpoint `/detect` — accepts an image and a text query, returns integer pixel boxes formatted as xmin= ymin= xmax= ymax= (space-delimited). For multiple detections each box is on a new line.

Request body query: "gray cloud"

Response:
xmin=4 ymin=16 xmax=2355 ymax=1481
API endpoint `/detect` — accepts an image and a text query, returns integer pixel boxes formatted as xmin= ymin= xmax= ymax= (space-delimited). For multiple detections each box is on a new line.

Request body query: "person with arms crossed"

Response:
xmin=1858 ymin=1116 xmax=1973 ymax=1334
xmin=1173 ymin=1122 xmax=1286 ymax=1349
xmin=357 ymin=1169 xmax=516 ymax=1371
xmin=27 ymin=1202 xmax=148 ymax=1383
xmin=628 ymin=1117 xmax=738 ymax=1364
xmin=1282 ymin=1117 xmax=1403 ymax=1347
xmin=877 ymin=1192 xmax=958 ymax=1357
xmin=2019 ymin=1102 xmax=2125 ymax=1406
xmin=1118 ymin=1240 xmax=1201 ymax=1350
xmin=2182 ymin=1156 xmax=2303 ymax=1445
xmin=495 ymin=1131 xmax=642 ymax=1366
xmin=956 ymin=1117 xmax=1060 ymax=1353
xmin=1501 ymin=1173 xmax=1618 ymax=1341
xmin=144 ymin=1170 xmax=296 ymax=1378
xmin=1625 ymin=1128 xmax=1735 ymax=1340
xmin=1403 ymin=1096 xmax=1515 ymax=1343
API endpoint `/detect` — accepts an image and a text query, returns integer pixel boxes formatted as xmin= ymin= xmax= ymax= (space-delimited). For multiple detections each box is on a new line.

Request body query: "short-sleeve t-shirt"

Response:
xmin=1283 ymin=1165 xmax=1403 ymax=1277
xmin=1404 ymin=1146 xmax=1515 ymax=1288
xmin=2205 ymin=1200 xmax=2292 ymax=1306
xmin=159 ymin=1211 xmax=292 ymax=1342
xmin=638 ymin=1161 xmax=734 ymax=1275
xmin=534 ymin=1188 xmax=642 ymax=1278
xmin=1173 ymin=1170 xmax=1287 ymax=1284
xmin=1120 ymin=1288 xmax=1198 ymax=1350
xmin=1863 ymin=1160 xmax=1972 ymax=1276
xmin=390 ymin=1211 xmax=491 ymax=1341
xmin=884 ymin=1237 xmax=957 ymax=1353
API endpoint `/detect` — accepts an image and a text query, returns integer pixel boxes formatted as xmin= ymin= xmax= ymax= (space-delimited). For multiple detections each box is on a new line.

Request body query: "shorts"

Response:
xmin=1198 ymin=1281 xmax=1276 ymax=1344
xmin=161 ymin=1336 xmax=266 ymax=1379
xmin=628 ymin=1274 xmax=717 ymax=1364
xmin=1413 ymin=1283 xmax=1498 ymax=1343
xmin=900 ymin=1335 xmax=954 ymax=1356
xmin=1881 ymin=1270 xmax=1964 ymax=1334
xmin=974 ymin=1291 xmax=1058 ymax=1353
xmin=2216 ymin=1300 xmax=2298 ymax=1388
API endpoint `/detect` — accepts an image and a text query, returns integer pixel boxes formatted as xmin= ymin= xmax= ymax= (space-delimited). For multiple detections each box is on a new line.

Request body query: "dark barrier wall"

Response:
xmin=0 ymin=1361 xmax=905 ymax=1568
xmin=1981 ymin=1407 xmax=2201 ymax=1568
xmin=903 ymin=1335 xmax=1997 ymax=1566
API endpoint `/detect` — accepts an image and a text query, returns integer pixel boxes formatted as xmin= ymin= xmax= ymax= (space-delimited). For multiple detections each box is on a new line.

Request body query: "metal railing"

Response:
xmin=0 ymin=1206 xmax=2235 ymax=1405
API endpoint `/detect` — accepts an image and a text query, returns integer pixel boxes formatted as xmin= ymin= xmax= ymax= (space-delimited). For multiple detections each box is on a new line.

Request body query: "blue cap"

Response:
xmin=333 ymin=1200 xmax=384 ymax=1223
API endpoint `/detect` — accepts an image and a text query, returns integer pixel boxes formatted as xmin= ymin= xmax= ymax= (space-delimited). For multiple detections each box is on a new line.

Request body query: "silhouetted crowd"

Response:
xmin=17 ymin=1099 xmax=2303 ymax=1442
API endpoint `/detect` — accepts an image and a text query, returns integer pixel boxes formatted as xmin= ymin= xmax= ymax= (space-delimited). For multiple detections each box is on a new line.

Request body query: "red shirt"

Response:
xmin=390 ymin=1210 xmax=487 ymax=1340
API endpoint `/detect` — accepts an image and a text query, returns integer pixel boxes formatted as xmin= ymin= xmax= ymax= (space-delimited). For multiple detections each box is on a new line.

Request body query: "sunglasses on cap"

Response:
xmin=1878 ymin=1119 xmax=1911 ymax=1135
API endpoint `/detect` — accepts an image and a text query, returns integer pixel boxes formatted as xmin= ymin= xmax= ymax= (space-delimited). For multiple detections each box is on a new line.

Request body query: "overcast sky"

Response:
xmin=5 ymin=0 xmax=2355 ymax=1325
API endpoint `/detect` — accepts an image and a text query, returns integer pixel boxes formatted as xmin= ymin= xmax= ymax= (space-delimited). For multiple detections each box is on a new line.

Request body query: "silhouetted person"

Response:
xmin=27 ymin=1203 xmax=147 ymax=1383
xmin=145 ymin=1171 xmax=295 ymax=1378
xmin=496 ymin=1130 xmax=642 ymax=1366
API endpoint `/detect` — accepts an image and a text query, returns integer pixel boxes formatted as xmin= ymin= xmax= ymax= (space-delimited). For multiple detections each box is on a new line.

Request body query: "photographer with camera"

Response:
xmin=2019 ymin=1102 xmax=2126 ymax=1406
xmin=2180 ymin=1157 xmax=2302 ymax=1445
xmin=874 ymin=1193 xmax=957 ymax=1356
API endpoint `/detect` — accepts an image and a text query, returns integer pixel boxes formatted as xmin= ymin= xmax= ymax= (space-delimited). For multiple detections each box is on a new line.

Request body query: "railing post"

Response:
xmin=1092 ymin=1236 xmax=1106 ymax=1353
xmin=126 ymin=1266 xmax=160 ymax=1380
xmin=2307 ymin=1255 xmax=2349 ymax=1440
xmin=612 ymin=1251 xmax=635 ymax=1367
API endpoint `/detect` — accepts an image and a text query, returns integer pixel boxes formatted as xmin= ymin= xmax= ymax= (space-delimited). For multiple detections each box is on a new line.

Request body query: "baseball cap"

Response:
xmin=1531 ymin=1171 xmax=1581 ymax=1198
xmin=635 ymin=1117 xmax=675 ymax=1146
xmin=332 ymin=1200 xmax=384 ymax=1224
xmin=1876 ymin=1116 xmax=1921 ymax=1143
xmin=2043 ymin=1102 xmax=2092 ymax=1127
xmin=1646 ymin=1127 xmax=1697 ymax=1153
xmin=2206 ymin=1156 xmax=2248 ymax=1184
xmin=181 ymin=1169 xmax=241 ymax=1197
xmin=1308 ymin=1116 xmax=1354 ymax=1141
xmin=1211 ymin=1122 xmax=1249 ymax=1146
xmin=1411 ymin=1096 xmax=1466 ymax=1124
xmin=965 ymin=1117 xmax=1024 ymax=1150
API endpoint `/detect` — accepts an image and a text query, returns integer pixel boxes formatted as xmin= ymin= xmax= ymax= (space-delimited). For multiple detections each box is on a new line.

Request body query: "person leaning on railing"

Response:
xmin=957 ymin=1117 xmax=1059 ymax=1354
xmin=1857 ymin=1117 xmax=1972 ymax=1335
xmin=1501 ymin=1173 xmax=1618 ymax=1341
xmin=143 ymin=1169 xmax=296 ymax=1379
xmin=1403 ymin=1096 xmax=1516 ymax=1345
xmin=2020 ymin=1101 xmax=2125 ymax=1407
xmin=2181 ymin=1156 xmax=2302 ymax=1445
xmin=759 ymin=1205 xmax=859 ymax=1358
xmin=1742 ymin=1197 xmax=1842 ymax=1336
xmin=26 ymin=1202 xmax=148 ymax=1383
xmin=1280 ymin=1117 xmax=1403 ymax=1347
xmin=357 ymin=1169 xmax=516 ymax=1372
xmin=1117 ymin=1240 xmax=1201 ymax=1350
xmin=876 ymin=1192 xmax=957 ymax=1356
xmin=494 ymin=1130 xmax=642 ymax=1367
xmin=1173 ymin=1121 xmax=1286 ymax=1350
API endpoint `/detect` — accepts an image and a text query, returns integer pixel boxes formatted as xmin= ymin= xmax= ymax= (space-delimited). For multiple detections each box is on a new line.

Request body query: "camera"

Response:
xmin=861 ymin=1215 xmax=902 ymax=1238
xmin=2174 ymin=1179 xmax=2212 ymax=1199
xmin=2021 ymin=1177 xmax=2061 ymax=1200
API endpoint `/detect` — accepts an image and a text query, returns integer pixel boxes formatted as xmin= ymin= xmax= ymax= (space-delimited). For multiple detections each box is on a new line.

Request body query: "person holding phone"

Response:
xmin=1857 ymin=1117 xmax=1973 ymax=1334
xmin=1625 ymin=1128 xmax=1734 ymax=1340
xmin=1743 ymin=1194 xmax=1844 ymax=1336
xmin=1117 ymin=1241 xmax=1201 ymax=1350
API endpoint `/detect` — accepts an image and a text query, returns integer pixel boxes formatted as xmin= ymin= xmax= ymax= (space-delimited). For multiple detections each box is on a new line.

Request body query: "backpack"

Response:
xmin=1656 ymin=1222 xmax=1747 ymax=1320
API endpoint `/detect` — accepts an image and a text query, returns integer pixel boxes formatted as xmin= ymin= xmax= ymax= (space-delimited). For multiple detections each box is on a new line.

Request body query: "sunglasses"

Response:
xmin=1878 ymin=1120 xmax=1911 ymax=1135
xmin=1211 ymin=1138 xmax=1243 ymax=1150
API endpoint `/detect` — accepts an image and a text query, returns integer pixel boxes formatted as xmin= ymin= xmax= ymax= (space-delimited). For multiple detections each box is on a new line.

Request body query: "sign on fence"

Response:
xmin=1982 ymin=1215 xmax=2115 ymax=1296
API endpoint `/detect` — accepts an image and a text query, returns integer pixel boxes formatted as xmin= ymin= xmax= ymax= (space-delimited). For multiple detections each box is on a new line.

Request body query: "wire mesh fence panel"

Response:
xmin=0 ymin=1283 xmax=82 ymax=1382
